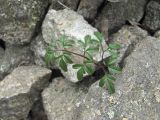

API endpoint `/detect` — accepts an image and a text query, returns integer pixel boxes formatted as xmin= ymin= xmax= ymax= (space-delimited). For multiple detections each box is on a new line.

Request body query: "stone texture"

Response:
xmin=28 ymin=99 xmax=48 ymax=120
xmin=42 ymin=77 xmax=87 ymax=120
xmin=0 ymin=46 xmax=32 ymax=80
xmin=0 ymin=0 xmax=49 ymax=45
xmin=51 ymin=0 xmax=79 ymax=10
xmin=0 ymin=47 xmax=4 ymax=60
xmin=42 ymin=9 xmax=109 ymax=82
xmin=154 ymin=30 xmax=160 ymax=38
xmin=143 ymin=1 xmax=160 ymax=31
xmin=77 ymin=0 xmax=104 ymax=21
xmin=0 ymin=66 xmax=51 ymax=120
xmin=96 ymin=0 xmax=147 ymax=34
xmin=42 ymin=36 xmax=160 ymax=120
xmin=31 ymin=33 xmax=47 ymax=67
xmin=110 ymin=25 xmax=148 ymax=64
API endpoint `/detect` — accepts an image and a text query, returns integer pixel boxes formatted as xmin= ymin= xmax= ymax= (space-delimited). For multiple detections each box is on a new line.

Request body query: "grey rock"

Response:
xmin=0 ymin=0 xmax=49 ymax=45
xmin=0 ymin=66 xmax=51 ymax=120
xmin=28 ymin=99 xmax=48 ymax=120
xmin=111 ymin=25 xmax=148 ymax=64
xmin=143 ymin=1 xmax=160 ymax=31
xmin=51 ymin=0 xmax=79 ymax=10
xmin=42 ymin=36 xmax=160 ymax=120
xmin=42 ymin=9 xmax=109 ymax=82
xmin=154 ymin=30 xmax=160 ymax=38
xmin=96 ymin=0 xmax=147 ymax=34
xmin=77 ymin=0 xmax=104 ymax=21
xmin=31 ymin=33 xmax=47 ymax=67
xmin=0 ymin=47 xmax=4 ymax=60
xmin=42 ymin=77 xmax=87 ymax=120
xmin=108 ymin=0 xmax=127 ymax=2
xmin=0 ymin=46 xmax=32 ymax=80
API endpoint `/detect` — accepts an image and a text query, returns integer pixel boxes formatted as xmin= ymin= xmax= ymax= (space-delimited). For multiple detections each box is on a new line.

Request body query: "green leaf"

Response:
xmin=59 ymin=58 xmax=67 ymax=72
xmin=105 ymin=77 xmax=115 ymax=94
xmin=72 ymin=64 xmax=83 ymax=69
xmin=99 ymin=75 xmax=115 ymax=94
xmin=84 ymin=35 xmax=92 ymax=45
xmin=108 ymin=49 xmax=119 ymax=58
xmin=78 ymin=40 xmax=86 ymax=48
xmin=108 ymin=43 xmax=121 ymax=50
xmin=108 ymin=65 xmax=122 ymax=74
xmin=105 ymin=57 xmax=117 ymax=65
xmin=45 ymin=52 xmax=55 ymax=66
xmin=63 ymin=54 xmax=73 ymax=64
xmin=106 ymin=74 xmax=116 ymax=81
xmin=84 ymin=64 xmax=94 ymax=75
xmin=99 ymin=77 xmax=106 ymax=87
xmin=94 ymin=32 xmax=104 ymax=43
xmin=77 ymin=67 xmax=85 ymax=80
xmin=86 ymin=46 xmax=99 ymax=54
xmin=86 ymin=52 xmax=93 ymax=61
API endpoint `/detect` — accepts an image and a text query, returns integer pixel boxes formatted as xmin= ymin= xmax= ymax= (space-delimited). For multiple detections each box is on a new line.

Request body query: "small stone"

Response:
xmin=154 ymin=90 xmax=160 ymax=103
xmin=122 ymin=118 xmax=128 ymax=120
xmin=107 ymin=110 xmax=115 ymax=119
xmin=95 ymin=110 xmax=101 ymax=116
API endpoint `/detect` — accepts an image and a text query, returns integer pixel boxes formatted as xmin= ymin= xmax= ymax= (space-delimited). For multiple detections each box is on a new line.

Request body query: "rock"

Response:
xmin=42 ymin=36 xmax=160 ymax=120
xmin=96 ymin=0 xmax=147 ymax=34
xmin=0 ymin=66 xmax=51 ymax=120
xmin=0 ymin=0 xmax=49 ymax=45
xmin=42 ymin=9 xmax=109 ymax=82
xmin=110 ymin=25 xmax=148 ymax=64
xmin=108 ymin=0 xmax=126 ymax=2
xmin=28 ymin=99 xmax=48 ymax=120
xmin=0 ymin=46 xmax=32 ymax=80
xmin=51 ymin=0 xmax=79 ymax=10
xmin=31 ymin=33 xmax=47 ymax=67
xmin=42 ymin=77 xmax=87 ymax=120
xmin=154 ymin=30 xmax=160 ymax=38
xmin=77 ymin=0 xmax=104 ymax=21
xmin=142 ymin=1 xmax=160 ymax=31
xmin=0 ymin=47 xmax=4 ymax=60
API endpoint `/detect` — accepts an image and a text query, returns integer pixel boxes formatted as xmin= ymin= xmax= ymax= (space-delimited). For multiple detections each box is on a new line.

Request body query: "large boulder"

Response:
xmin=142 ymin=1 xmax=160 ymax=31
xmin=77 ymin=0 xmax=104 ymax=21
xmin=78 ymin=36 xmax=160 ymax=120
xmin=42 ymin=35 xmax=160 ymax=120
xmin=42 ymin=9 xmax=109 ymax=82
xmin=0 ymin=66 xmax=51 ymax=120
xmin=96 ymin=0 xmax=147 ymax=34
xmin=0 ymin=0 xmax=49 ymax=45
xmin=0 ymin=46 xmax=32 ymax=80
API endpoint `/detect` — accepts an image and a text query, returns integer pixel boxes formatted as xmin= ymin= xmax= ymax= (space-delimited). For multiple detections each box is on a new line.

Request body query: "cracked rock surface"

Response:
xmin=0 ymin=0 xmax=49 ymax=45
xmin=0 ymin=66 xmax=51 ymax=120
xmin=42 ymin=35 xmax=160 ymax=120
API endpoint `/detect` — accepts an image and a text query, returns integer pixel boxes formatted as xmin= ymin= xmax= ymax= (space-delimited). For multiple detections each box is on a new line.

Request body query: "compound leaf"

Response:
xmin=108 ymin=43 xmax=121 ymax=50
xmin=59 ymin=58 xmax=67 ymax=72
xmin=108 ymin=65 xmax=122 ymax=74
xmin=77 ymin=67 xmax=85 ymax=80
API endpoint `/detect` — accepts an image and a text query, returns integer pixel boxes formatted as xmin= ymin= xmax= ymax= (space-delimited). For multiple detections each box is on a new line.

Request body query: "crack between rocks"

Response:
xmin=30 ymin=2 xmax=51 ymax=43
xmin=92 ymin=0 xmax=107 ymax=26
xmin=75 ymin=0 xmax=81 ymax=11
xmin=119 ymin=40 xmax=142 ymax=68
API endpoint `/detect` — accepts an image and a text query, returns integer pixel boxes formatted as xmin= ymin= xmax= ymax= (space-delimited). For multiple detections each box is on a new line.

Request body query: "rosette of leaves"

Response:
xmin=45 ymin=32 xmax=121 ymax=94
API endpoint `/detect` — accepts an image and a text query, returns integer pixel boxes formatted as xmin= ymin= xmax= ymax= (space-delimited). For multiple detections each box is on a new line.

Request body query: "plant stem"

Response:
xmin=55 ymin=49 xmax=100 ymax=66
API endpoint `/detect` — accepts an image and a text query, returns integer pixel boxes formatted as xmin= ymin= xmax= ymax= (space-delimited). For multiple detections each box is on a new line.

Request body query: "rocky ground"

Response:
xmin=0 ymin=0 xmax=160 ymax=120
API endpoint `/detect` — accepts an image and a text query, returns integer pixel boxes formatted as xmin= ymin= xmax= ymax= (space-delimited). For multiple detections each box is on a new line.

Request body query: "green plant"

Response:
xmin=45 ymin=32 xmax=121 ymax=94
